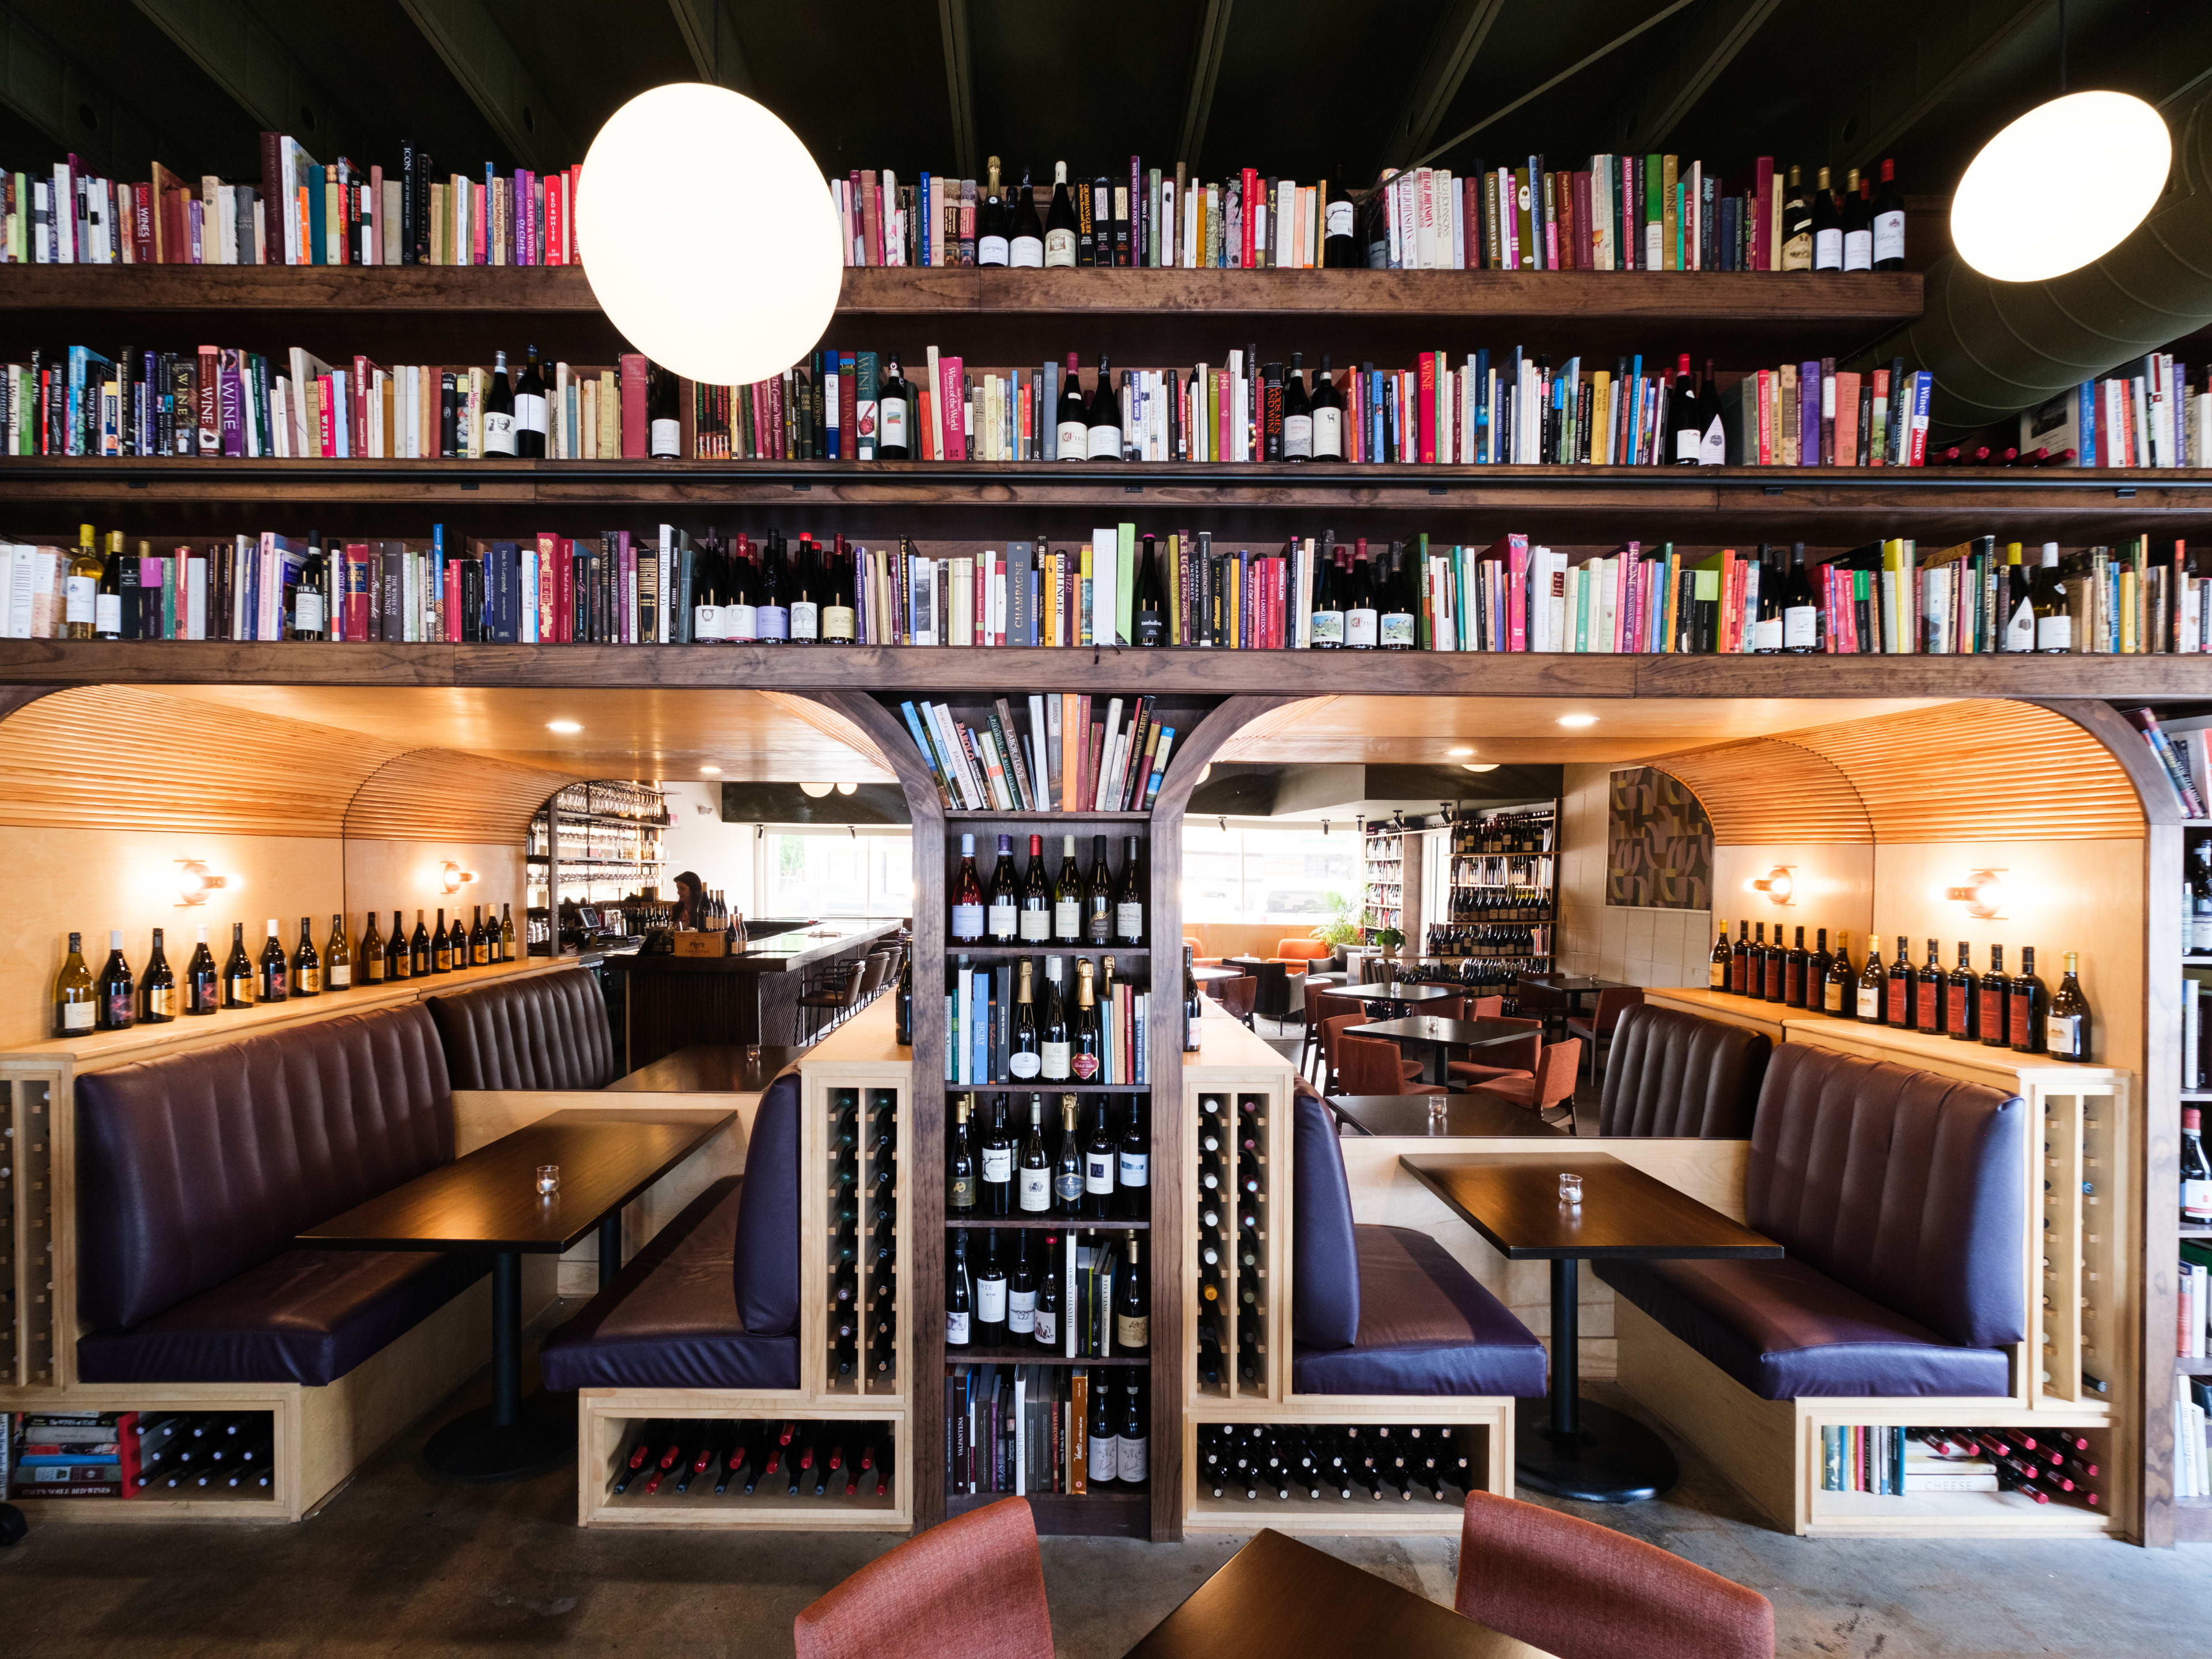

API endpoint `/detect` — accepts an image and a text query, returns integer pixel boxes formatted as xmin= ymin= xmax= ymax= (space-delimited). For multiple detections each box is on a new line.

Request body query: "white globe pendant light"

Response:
xmin=576 ymin=85 xmax=841 ymax=385
xmin=1952 ymin=90 xmax=2171 ymax=283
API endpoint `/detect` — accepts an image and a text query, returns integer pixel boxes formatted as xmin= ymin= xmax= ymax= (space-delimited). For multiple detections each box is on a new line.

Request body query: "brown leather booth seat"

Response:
xmin=74 ymin=1004 xmax=487 ymax=1386
xmin=1597 ymin=1004 xmax=1771 ymax=1138
xmin=1597 ymin=1043 xmax=2025 ymax=1399
xmin=427 ymin=967 xmax=614 ymax=1092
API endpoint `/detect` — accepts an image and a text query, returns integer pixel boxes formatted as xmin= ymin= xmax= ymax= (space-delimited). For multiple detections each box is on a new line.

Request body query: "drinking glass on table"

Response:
xmin=536 ymin=1164 xmax=560 ymax=1197
xmin=1559 ymin=1172 xmax=1583 ymax=1206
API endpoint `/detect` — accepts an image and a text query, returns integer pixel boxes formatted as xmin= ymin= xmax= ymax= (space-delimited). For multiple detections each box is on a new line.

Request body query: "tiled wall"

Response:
xmin=1556 ymin=763 xmax=1714 ymax=990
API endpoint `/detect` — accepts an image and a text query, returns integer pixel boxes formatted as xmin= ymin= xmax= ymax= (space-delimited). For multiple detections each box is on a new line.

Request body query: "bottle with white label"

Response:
xmin=1044 ymin=162 xmax=1078 ymax=267
xmin=1781 ymin=541 xmax=1820 ymax=653
xmin=1114 ymin=1232 xmax=1149 ymax=1351
xmin=1310 ymin=355 xmax=1344 ymax=459
xmin=950 ymin=834 xmax=986 ymax=942
xmin=1017 ymin=1093 xmax=1052 ymax=1210
xmin=877 ymin=356 xmax=912 ymax=460
xmin=2030 ymin=543 xmax=2071 ymax=653
xmin=2046 ymin=950 xmax=2092 ymax=1062
xmin=513 ymin=344 xmax=549 ymax=457
xmin=1116 ymin=1096 xmax=1149 ymax=1216
xmin=1033 ymin=1236 xmax=1060 ymax=1346
xmin=1009 ymin=962 xmax=1043 ymax=1081
xmin=1052 ymin=836 xmax=1082 ymax=940
xmin=647 ymin=361 xmax=681 ymax=460
xmin=1751 ymin=544 xmax=1785 ymax=653
xmin=1115 ymin=835 xmax=1145 ymax=945
xmin=1082 ymin=1096 xmax=1116 ymax=1218
xmin=2184 ymin=1109 xmax=2212 ymax=1224
xmin=52 ymin=930 xmax=95 ymax=1035
xmin=64 ymin=523 xmax=100 ymax=639
xmin=1840 ymin=168 xmax=1873 ymax=271
xmin=986 ymin=834 xmax=1019 ymax=942
xmin=2001 ymin=543 xmax=2036 ymax=651
xmin=974 ymin=1230 xmax=1009 ymax=1344
xmin=2193 ymin=844 xmax=2212 ymax=954
xmin=1281 ymin=353 xmax=1314 ymax=460
xmin=1009 ymin=166 xmax=1045 ymax=267
xmin=1040 ymin=962 xmax=1072 ymax=1081
xmin=94 ymin=532 xmax=123 ymax=640
xmin=1056 ymin=353 xmax=1089 ymax=460
xmin=980 ymin=1094 xmax=1014 ymax=1215
xmin=946 ymin=1230 xmax=974 ymax=1348
xmin=1344 ymin=543 xmax=1379 ymax=649
xmin=1088 ymin=1378 xmax=1119 ymax=1485
xmin=976 ymin=157 xmax=1010 ymax=266
xmin=1006 ymin=1235 xmax=1037 ymax=1339
xmin=481 ymin=349 xmax=517 ymax=456
xmin=1116 ymin=1377 xmax=1147 ymax=1484
xmin=1871 ymin=158 xmax=1906 ymax=270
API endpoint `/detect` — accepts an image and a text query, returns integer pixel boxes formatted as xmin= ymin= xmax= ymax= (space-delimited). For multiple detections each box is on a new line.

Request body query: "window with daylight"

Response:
xmin=1179 ymin=823 xmax=1362 ymax=926
xmin=759 ymin=830 xmax=914 ymax=919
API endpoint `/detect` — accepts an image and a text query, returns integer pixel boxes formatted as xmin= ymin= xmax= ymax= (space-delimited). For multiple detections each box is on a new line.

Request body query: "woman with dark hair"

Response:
xmin=671 ymin=870 xmax=707 ymax=931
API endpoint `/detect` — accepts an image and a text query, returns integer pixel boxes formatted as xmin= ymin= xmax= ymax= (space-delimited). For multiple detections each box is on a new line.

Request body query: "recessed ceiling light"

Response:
xmin=1556 ymin=714 xmax=1597 ymax=729
xmin=698 ymin=765 xmax=722 ymax=775
xmin=1461 ymin=762 xmax=1499 ymax=772
xmin=546 ymin=719 xmax=582 ymax=734
xmin=1447 ymin=746 xmax=1475 ymax=757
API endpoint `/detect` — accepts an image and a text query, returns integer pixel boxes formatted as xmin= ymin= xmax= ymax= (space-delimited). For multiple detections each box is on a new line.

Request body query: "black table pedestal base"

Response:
xmin=422 ymin=1404 xmax=573 ymax=1482
xmin=1514 ymin=1398 xmax=1679 ymax=1503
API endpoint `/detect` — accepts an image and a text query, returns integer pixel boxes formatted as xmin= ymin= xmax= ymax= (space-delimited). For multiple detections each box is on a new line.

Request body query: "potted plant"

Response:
xmin=1368 ymin=922 xmax=1405 ymax=963
xmin=1310 ymin=892 xmax=1361 ymax=968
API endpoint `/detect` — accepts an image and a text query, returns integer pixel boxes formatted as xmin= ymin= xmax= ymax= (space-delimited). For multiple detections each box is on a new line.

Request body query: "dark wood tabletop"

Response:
xmin=1519 ymin=973 xmax=1636 ymax=994
xmin=1343 ymin=982 xmax=1461 ymax=1005
xmin=1400 ymin=1150 xmax=1781 ymax=1261
xmin=297 ymin=1109 xmax=736 ymax=1253
xmin=1328 ymin=1093 xmax=1565 ymax=1138
xmin=1123 ymin=1529 xmax=1546 ymax=1659
xmin=1348 ymin=1015 xmax=1529 ymax=1050
xmin=605 ymin=1045 xmax=804 ymax=1094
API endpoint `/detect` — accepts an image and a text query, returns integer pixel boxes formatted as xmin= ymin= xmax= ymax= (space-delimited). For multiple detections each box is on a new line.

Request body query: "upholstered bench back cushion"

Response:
xmin=1748 ymin=1043 xmax=2024 ymax=1350
xmin=77 ymin=1003 xmax=454 ymax=1331
xmin=427 ymin=968 xmax=614 ymax=1092
xmin=1291 ymin=1086 xmax=1360 ymax=1349
xmin=1598 ymin=1004 xmax=1771 ymax=1138
xmin=733 ymin=1071 xmax=802 ymax=1335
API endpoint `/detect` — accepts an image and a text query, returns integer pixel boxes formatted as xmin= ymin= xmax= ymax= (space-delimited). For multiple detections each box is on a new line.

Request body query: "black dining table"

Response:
xmin=1402 ymin=1150 xmax=1780 ymax=1505
xmin=297 ymin=1107 xmax=736 ymax=1481
xmin=1519 ymin=972 xmax=1635 ymax=1012
xmin=1340 ymin=979 xmax=1461 ymax=1020
xmin=1327 ymin=1093 xmax=1566 ymax=1138
xmin=1346 ymin=1014 xmax=1529 ymax=1086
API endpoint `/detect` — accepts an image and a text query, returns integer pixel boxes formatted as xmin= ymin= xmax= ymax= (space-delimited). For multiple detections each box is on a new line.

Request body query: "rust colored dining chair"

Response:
xmin=1455 ymin=1490 xmax=1773 ymax=1659
xmin=1336 ymin=1031 xmax=1444 ymax=1097
xmin=794 ymin=1495 xmax=1054 ymax=1659
xmin=1467 ymin=995 xmax=1505 ymax=1019
xmin=1210 ymin=974 xmax=1257 ymax=1027
xmin=1517 ymin=978 xmax=1570 ymax=1041
xmin=1445 ymin=1016 xmax=1541 ymax=1092
xmin=1466 ymin=1037 xmax=1583 ymax=1130
xmin=1297 ymin=976 xmax=1330 ymax=1080
xmin=1566 ymin=986 xmax=1645 ymax=1084
xmin=1312 ymin=993 xmax=1365 ymax=1086
xmin=1321 ymin=1011 xmax=1425 ymax=1090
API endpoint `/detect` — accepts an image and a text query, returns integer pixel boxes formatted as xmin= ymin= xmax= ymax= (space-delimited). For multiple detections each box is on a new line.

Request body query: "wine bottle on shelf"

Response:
xmin=1781 ymin=543 xmax=1820 ymax=652
xmin=1088 ymin=1372 xmax=1119 ymax=1488
xmin=987 ymin=835 xmax=1018 ymax=943
xmin=1781 ymin=164 xmax=1812 ymax=270
xmin=1018 ymin=836 xmax=1051 ymax=943
xmin=1697 ymin=358 xmax=1727 ymax=461
xmin=974 ymin=1230 xmax=1009 ymax=1346
xmin=1282 ymin=353 xmax=1313 ymax=461
xmin=2010 ymin=946 xmax=2050 ymax=1053
xmin=432 ymin=907 xmax=453 ymax=974
xmin=1783 ymin=926 xmax=1808 ymax=1008
xmin=1749 ymin=545 xmax=1782 ymax=652
xmin=1915 ymin=938 xmax=1943 ymax=1033
xmin=1308 ymin=539 xmax=1345 ymax=648
xmin=1041 ymin=965 xmax=1071 ymax=1081
xmin=63 ymin=522 xmax=99 ymax=640
xmin=410 ymin=910 xmax=432 ymax=977
xmin=2031 ymin=544 xmax=2071 ymax=652
xmin=946 ymin=1230 xmax=974 ymax=1349
xmin=291 ymin=916 xmax=321 ymax=997
xmin=1380 ymin=540 xmax=1418 ymax=649
xmin=1881 ymin=934 xmax=1911 ymax=1027
xmin=1979 ymin=945 xmax=2012 ymax=1047
xmin=514 ymin=344 xmax=549 ymax=458
xmin=1184 ymin=944 xmax=1205 ymax=1051
xmin=1086 ymin=355 xmax=1123 ymax=461
xmin=1840 ymin=168 xmax=1873 ymax=270
xmin=1082 ymin=1095 xmax=1116 ymax=1218
xmin=325 ymin=914 xmax=353 ymax=988
xmin=2182 ymin=1109 xmax=2212 ymax=1226
xmin=1730 ymin=919 xmax=1750 ymax=994
xmin=647 ymin=361 xmax=681 ymax=460
xmin=1946 ymin=943 xmax=1980 ymax=1041
xmin=1310 ymin=355 xmax=1346 ymax=459
xmin=1115 ymin=836 xmax=1145 ymax=944
xmin=1115 ymin=1232 xmax=1149 ymax=1353
xmin=948 ymin=1094 xmax=977 ymax=1216
xmin=2048 ymin=951 xmax=2092 ymax=1062
xmin=52 ymin=931 xmax=95 ymax=1036
xmin=1044 ymin=162 xmax=1078 ymax=267
xmin=1118 ymin=1096 xmax=1149 ymax=1220
xmin=1006 ymin=1233 xmax=1036 ymax=1339
xmin=976 ymin=157 xmax=1009 ymax=267
xmin=1054 ymin=1097 xmax=1085 ymax=1217
xmin=1344 ymin=541 xmax=1378 ymax=648
xmin=877 ymin=355 xmax=914 ymax=460
xmin=257 ymin=919 xmax=289 ymax=1002
xmin=1669 ymin=354 xmax=1702 ymax=465
xmin=1871 ymin=158 xmax=1906 ymax=270
xmin=388 ymin=910 xmax=410 ymax=982
xmin=950 ymin=834 xmax=986 ymax=942
xmin=464 ymin=906 xmax=484 ymax=968
xmin=1709 ymin=919 xmax=1731 ymax=988
xmin=1018 ymin=1094 xmax=1051 ymax=1213
xmin=1009 ymin=167 xmax=1045 ymax=267
xmin=980 ymin=1094 xmax=1013 ymax=1217
xmin=126 ymin=926 xmax=173 ymax=1025
xmin=1084 ymin=836 xmax=1113 ymax=943
xmin=498 ymin=903 xmax=516 ymax=961
xmin=1763 ymin=922 xmax=1785 ymax=1002
xmin=1118 ymin=1376 xmax=1148 ymax=1487
xmin=224 ymin=921 xmax=255 ymax=1008
xmin=184 ymin=926 xmax=219 ymax=1015
xmin=1055 ymin=354 xmax=1089 ymax=460
xmin=1823 ymin=931 xmax=1852 ymax=1017
xmin=1806 ymin=928 xmax=1833 ymax=1009
xmin=1073 ymin=959 xmax=1103 ymax=1081
xmin=482 ymin=350 xmax=518 ymax=457
xmin=1009 ymin=961 xmax=1042 ymax=1081
xmin=1810 ymin=166 xmax=1842 ymax=270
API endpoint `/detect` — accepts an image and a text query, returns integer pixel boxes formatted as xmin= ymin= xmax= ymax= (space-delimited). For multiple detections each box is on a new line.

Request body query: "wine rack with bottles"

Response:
xmin=823 ymin=1084 xmax=902 ymax=1397
xmin=526 ymin=779 xmax=671 ymax=926
xmin=1191 ymin=1086 xmax=1279 ymax=1404
xmin=1182 ymin=1403 xmax=1510 ymax=1536
xmin=1361 ymin=828 xmax=1404 ymax=935
xmin=1 ymin=1077 xmax=56 ymax=1389
xmin=1425 ymin=802 xmax=1559 ymax=995
xmin=580 ymin=1407 xmax=908 ymax=1528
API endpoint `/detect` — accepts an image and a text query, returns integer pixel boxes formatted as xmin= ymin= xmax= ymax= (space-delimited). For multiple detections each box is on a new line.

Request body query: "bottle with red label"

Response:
xmin=1946 ymin=942 xmax=1980 ymax=1041
xmin=2009 ymin=948 xmax=2050 ymax=1054
xmin=1884 ymin=935 xmax=1914 ymax=1027
xmin=1914 ymin=939 xmax=1944 ymax=1033
xmin=1979 ymin=945 xmax=2012 ymax=1047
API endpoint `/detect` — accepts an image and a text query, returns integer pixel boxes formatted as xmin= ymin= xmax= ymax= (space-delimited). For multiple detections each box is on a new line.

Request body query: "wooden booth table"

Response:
xmin=1192 ymin=964 xmax=1244 ymax=985
xmin=297 ymin=1108 xmax=734 ymax=1481
xmin=1402 ymin=1150 xmax=1779 ymax=1504
xmin=605 ymin=1043 xmax=805 ymax=1094
xmin=1124 ymin=1528 xmax=1551 ymax=1659
xmin=1327 ymin=1093 xmax=1566 ymax=1138
xmin=1347 ymin=1014 xmax=1529 ymax=1086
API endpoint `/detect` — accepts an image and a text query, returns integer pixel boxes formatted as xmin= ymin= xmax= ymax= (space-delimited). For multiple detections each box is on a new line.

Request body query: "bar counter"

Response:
xmin=604 ymin=919 xmax=903 ymax=1066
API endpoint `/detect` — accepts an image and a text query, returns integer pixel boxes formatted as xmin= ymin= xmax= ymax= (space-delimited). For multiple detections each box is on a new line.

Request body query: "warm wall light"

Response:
xmin=1944 ymin=869 xmax=2010 ymax=920
xmin=699 ymin=764 xmax=722 ymax=775
xmin=546 ymin=719 xmax=582 ymax=734
xmin=1556 ymin=714 xmax=1597 ymax=728
xmin=440 ymin=861 xmax=478 ymax=894
xmin=1448 ymin=745 xmax=1475 ymax=757
xmin=173 ymin=859 xmax=228 ymax=906
xmin=1746 ymin=865 xmax=1796 ymax=905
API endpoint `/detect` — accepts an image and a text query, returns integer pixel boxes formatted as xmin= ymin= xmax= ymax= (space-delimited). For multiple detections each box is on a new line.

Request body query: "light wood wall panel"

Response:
xmin=1652 ymin=741 xmax=1872 ymax=844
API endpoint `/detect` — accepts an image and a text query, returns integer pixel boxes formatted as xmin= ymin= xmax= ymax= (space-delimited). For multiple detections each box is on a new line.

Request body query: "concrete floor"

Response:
xmin=7 ymin=1365 xmax=2212 ymax=1659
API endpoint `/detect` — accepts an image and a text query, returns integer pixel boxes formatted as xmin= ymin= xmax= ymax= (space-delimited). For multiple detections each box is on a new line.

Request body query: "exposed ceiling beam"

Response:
xmin=1384 ymin=0 xmax=1507 ymax=172
xmin=127 ymin=0 xmax=354 ymax=155
xmin=1841 ymin=0 xmax=2057 ymax=166
xmin=395 ymin=0 xmax=574 ymax=171
xmin=1622 ymin=0 xmax=1784 ymax=150
xmin=1177 ymin=0 xmax=1234 ymax=168
xmin=0 ymin=1 xmax=180 ymax=173
xmin=935 ymin=0 xmax=975 ymax=179
xmin=666 ymin=0 xmax=755 ymax=95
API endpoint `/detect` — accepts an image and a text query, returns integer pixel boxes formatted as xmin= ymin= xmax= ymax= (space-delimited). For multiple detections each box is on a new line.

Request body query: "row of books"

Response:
xmin=2179 ymin=1381 xmax=2212 ymax=1498
xmin=899 ymin=695 xmax=1173 ymax=814
xmin=2021 ymin=353 xmax=2212 ymax=469
xmin=5 ymin=1411 xmax=139 ymax=1499
xmin=2131 ymin=710 xmax=2212 ymax=819
xmin=947 ymin=964 xmax=1149 ymax=1088
xmin=2180 ymin=1245 xmax=2212 ymax=1356
xmin=8 ymin=143 xmax=578 ymax=268
xmin=946 ymin=1364 xmax=1135 ymax=1497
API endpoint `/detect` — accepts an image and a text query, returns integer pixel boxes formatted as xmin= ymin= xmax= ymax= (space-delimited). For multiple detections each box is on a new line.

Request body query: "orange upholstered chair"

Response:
xmin=1445 ymin=1016 xmax=1541 ymax=1090
xmin=1338 ymin=1031 xmax=1444 ymax=1096
xmin=1455 ymin=1490 xmax=1773 ymax=1659
xmin=1269 ymin=939 xmax=1332 ymax=979
xmin=1465 ymin=1037 xmax=1582 ymax=1130
xmin=1468 ymin=995 xmax=1505 ymax=1018
xmin=794 ymin=1495 xmax=1054 ymax=1659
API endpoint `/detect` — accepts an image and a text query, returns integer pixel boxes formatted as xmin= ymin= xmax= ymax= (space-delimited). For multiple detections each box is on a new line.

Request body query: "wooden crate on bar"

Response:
xmin=571 ymin=1000 xmax=912 ymax=1529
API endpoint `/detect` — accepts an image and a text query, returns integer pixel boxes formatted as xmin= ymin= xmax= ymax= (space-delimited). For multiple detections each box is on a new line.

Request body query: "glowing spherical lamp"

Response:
xmin=577 ymin=85 xmax=841 ymax=385
xmin=1952 ymin=92 xmax=2170 ymax=282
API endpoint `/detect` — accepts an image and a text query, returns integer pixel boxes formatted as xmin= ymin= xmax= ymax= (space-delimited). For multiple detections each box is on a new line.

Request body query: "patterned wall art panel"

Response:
xmin=1607 ymin=766 xmax=1713 ymax=910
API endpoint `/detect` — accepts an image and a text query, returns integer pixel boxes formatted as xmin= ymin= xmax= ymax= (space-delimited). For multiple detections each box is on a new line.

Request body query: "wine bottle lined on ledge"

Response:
xmin=1705 ymin=920 xmax=2093 ymax=1060
xmin=51 ymin=904 xmax=515 ymax=1033
xmin=948 ymin=1363 xmax=1143 ymax=1498
xmin=1196 ymin=1423 xmax=1476 ymax=1503
xmin=948 ymin=1229 xmax=1144 ymax=1359
xmin=609 ymin=1419 xmax=894 ymax=1500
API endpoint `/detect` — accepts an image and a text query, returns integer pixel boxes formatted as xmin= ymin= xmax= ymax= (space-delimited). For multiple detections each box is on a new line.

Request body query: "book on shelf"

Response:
xmin=2019 ymin=351 xmax=2212 ymax=468
xmin=945 ymin=960 xmax=1147 ymax=1087
xmin=899 ymin=696 xmax=1173 ymax=813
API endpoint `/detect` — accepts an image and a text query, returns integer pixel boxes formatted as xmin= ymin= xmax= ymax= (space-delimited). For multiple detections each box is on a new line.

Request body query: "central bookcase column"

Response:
xmin=816 ymin=690 xmax=1287 ymax=1540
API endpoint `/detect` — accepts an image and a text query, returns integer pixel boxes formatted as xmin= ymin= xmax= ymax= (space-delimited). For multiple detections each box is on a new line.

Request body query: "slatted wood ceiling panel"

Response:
xmin=1653 ymin=699 xmax=2143 ymax=846
xmin=1650 ymin=741 xmax=1873 ymax=843
xmin=342 ymin=750 xmax=579 ymax=842
xmin=0 ymin=687 xmax=404 ymax=834
xmin=1794 ymin=700 xmax=2142 ymax=841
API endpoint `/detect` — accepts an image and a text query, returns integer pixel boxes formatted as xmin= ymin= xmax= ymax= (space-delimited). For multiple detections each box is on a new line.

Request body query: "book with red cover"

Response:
xmin=937 ymin=356 xmax=966 ymax=460
xmin=556 ymin=537 xmax=575 ymax=642
xmin=1752 ymin=157 xmax=1774 ymax=270
xmin=619 ymin=354 xmax=646 ymax=459
xmin=1417 ymin=352 xmax=1437 ymax=465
